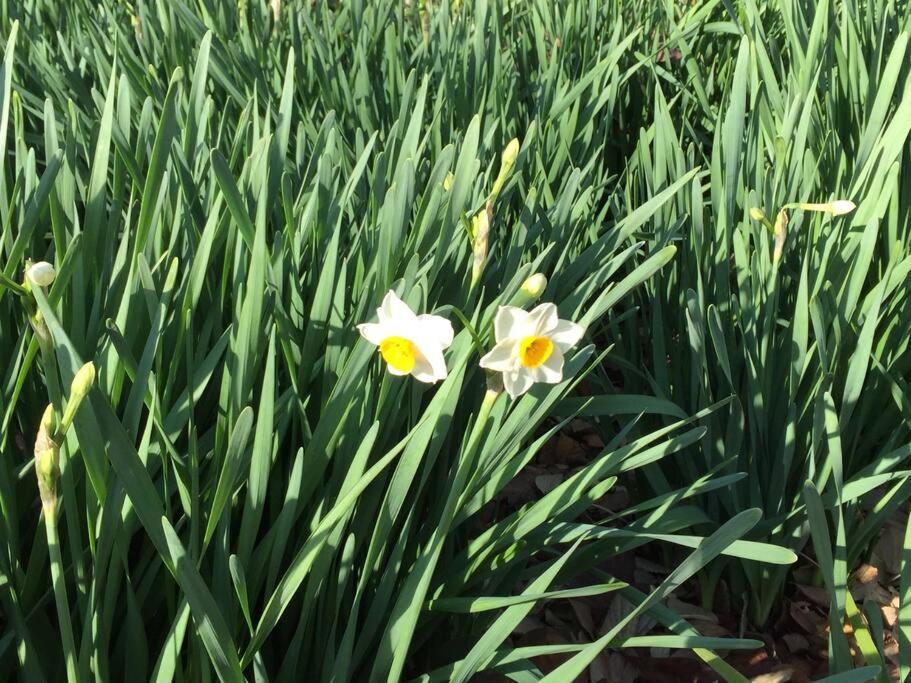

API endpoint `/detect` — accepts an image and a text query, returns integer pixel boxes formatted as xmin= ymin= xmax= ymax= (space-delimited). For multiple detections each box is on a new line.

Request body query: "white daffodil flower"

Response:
xmin=357 ymin=290 xmax=454 ymax=383
xmin=480 ymin=303 xmax=584 ymax=398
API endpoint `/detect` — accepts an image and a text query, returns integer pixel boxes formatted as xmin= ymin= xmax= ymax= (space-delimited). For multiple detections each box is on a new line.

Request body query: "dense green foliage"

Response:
xmin=618 ymin=0 xmax=911 ymax=642
xmin=0 ymin=0 xmax=909 ymax=681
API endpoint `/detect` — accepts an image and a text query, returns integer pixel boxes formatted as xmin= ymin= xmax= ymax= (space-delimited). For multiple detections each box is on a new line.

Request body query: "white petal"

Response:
xmin=417 ymin=314 xmax=454 ymax=348
xmin=503 ymin=369 xmax=534 ymax=398
xmin=412 ymin=343 xmax=447 ymax=382
xmin=550 ymin=319 xmax=584 ymax=351
xmin=378 ymin=290 xmax=417 ymax=324
xmin=386 ymin=362 xmax=410 ymax=376
xmin=494 ymin=306 xmax=531 ymax=343
xmin=528 ymin=346 xmax=564 ymax=383
xmin=528 ymin=303 xmax=559 ymax=335
xmin=357 ymin=322 xmax=391 ymax=346
xmin=410 ymin=351 xmax=440 ymax=383
xmin=479 ymin=339 xmax=520 ymax=372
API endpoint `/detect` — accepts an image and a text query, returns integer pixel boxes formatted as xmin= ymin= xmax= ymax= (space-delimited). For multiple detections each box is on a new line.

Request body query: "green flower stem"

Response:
xmin=36 ymin=343 xmax=88 ymax=602
xmin=439 ymin=305 xmax=486 ymax=358
xmin=43 ymin=501 xmax=80 ymax=683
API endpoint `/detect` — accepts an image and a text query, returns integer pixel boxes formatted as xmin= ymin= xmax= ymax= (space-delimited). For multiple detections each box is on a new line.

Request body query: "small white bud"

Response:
xmin=27 ymin=261 xmax=56 ymax=287
xmin=829 ymin=200 xmax=856 ymax=216
xmin=798 ymin=200 xmax=856 ymax=216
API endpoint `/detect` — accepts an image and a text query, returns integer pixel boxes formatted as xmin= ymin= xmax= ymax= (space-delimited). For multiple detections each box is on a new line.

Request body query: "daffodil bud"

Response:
xmin=501 ymin=138 xmax=520 ymax=169
xmin=471 ymin=205 xmax=491 ymax=286
xmin=522 ymin=273 xmax=547 ymax=297
xmin=773 ymin=209 xmax=788 ymax=264
xmin=490 ymin=138 xmax=520 ymax=203
xmin=71 ymin=362 xmax=96 ymax=399
xmin=749 ymin=207 xmax=765 ymax=222
xmin=509 ymin=273 xmax=548 ymax=307
xmin=26 ymin=261 xmax=56 ymax=287
xmin=29 ymin=309 xmax=51 ymax=347
xmin=829 ymin=200 xmax=856 ymax=216
xmin=797 ymin=200 xmax=856 ymax=216
xmin=35 ymin=447 xmax=59 ymax=510
xmin=443 ymin=172 xmax=455 ymax=192
xmin=34 ymin=404 xmax=56 ymax=455
xmin=59 ymin=362 xmax=96 ymax=435
xmin=34 ymin=405 xmax=60 ymax=510
xmin=131 ymin=13 xmax=143 ymax=42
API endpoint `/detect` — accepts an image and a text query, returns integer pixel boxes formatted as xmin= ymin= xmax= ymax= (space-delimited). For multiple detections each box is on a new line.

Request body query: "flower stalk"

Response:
xmin=32 ymin=363 xmax=95 ymax=683
xmin=34 ymin=405 xmax=79 ymax=683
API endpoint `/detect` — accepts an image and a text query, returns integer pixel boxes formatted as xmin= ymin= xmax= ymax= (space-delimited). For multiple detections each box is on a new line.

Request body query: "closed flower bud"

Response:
xmin=29 ymin=310 xmax=51 ymax=347
xmin=522 ymin=273 xmax=547 ymax=298
xmin=773 ymin=209 xmax=788 ymax=264
xmin=490 ymin=138 xmax=520 ymax=203
xmin=749 ymin=207 xmax=765 ymax=222
xmin=26 ymin=261 xmax=56 ymax=287
xmin=443 ymin=172 xmax=455 ymax=192
xmin=797 ymin=199 xmax=856 ymax=216
xmin=509 ymin=272 xmax=548 ymax=307
xmin=71 ymin=362 xmax=96 ymax=401
xmin=501 ymin=138 xmax=520 ymax=170
xmin=471 ymin=205 xmax=491 ymax=286
xmin=60 ymin=362 xmax=96 ymax=435
xmin=35 ymin=447 xmax=59 ymax=509
xmin=34 ymin=404 xmax=57 ymax=456
xmin=34 ymin=405 xmax=60 ymax=509
xmin=830 ymin=199 xmax=856 ymax=216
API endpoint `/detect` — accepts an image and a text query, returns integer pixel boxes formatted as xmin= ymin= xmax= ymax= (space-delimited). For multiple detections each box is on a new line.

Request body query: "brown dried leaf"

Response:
xmin=601 ymin=595 xmax=655 ymax=639
xmin=794 ymin=584 xmax=829 ymax=608
xmin=849 ymin=564 xmax=892 ymax=604
xmin=871 ymin=514 xmax=906 ymax=577
xmin=782 ymin=633 xmax=809 ymax=654
xmin=789 ymin=601 xmax=824 ymax=634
